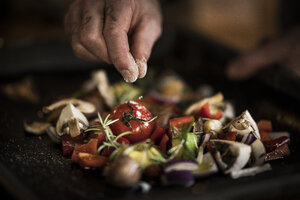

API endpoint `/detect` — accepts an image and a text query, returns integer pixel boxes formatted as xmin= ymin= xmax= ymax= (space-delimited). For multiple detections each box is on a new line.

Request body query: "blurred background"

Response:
xmin=0 ymin=0 xmax=299 ymax=75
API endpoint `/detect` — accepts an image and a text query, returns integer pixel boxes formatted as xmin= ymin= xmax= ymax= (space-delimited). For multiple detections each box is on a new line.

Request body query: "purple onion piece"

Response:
xmin=162 ymin=170 xmax=195 ymax=187
xmin=244 ymin=133 xmax=256 ymax=145
xmin=164 ymin=160 xmax=199 ymax=173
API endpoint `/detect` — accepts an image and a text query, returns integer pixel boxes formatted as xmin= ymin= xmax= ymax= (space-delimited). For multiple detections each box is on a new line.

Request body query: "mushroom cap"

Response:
xmin=223 ymin=110 xmax=260 ymax=139
xmin=56 ymin=103 xmax=89 ymax=137
xmin=43 ymin=98 xmax=96 ymax=114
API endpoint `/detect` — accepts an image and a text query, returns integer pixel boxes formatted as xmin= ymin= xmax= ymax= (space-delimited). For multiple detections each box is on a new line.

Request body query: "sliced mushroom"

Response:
xmin=24 ymin=121 xmax=51 ymax=135
xmin=56 ymin=103 xmax=89 ymax=137
xmin=43 ymin=98 xmax=96 ymax=114
xmin=223 ymin=110 xmax=260 ymax=140
xmin=92 ymin=70 xmax=116 ymax=109
xmin=209 ymin=139 xmax=251 ymax=174
xmin=106 ymin=155 xmax=141 ymax=188
xmin=184 ymin=93 xmax=223 ymax=115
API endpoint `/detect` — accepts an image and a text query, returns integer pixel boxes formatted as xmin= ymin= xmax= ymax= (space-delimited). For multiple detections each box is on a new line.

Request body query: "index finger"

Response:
xmin=103 ymin=0 xmax=139 ymax=83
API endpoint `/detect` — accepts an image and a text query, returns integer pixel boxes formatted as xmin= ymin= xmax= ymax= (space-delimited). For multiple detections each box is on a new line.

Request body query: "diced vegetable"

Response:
xmin=263 ymin=136 xmax=290 ymax=153
xmin=209 ymin=140 xmax=251 ymax=174
xmin=89 ymin=132 xmax=105 ymax=147
xmin=203 ymin=120 xmax=222 ymax=134
xmin=168 ymin=116 xmax=194 ymax=135
xmin=182 ymin=133 xmax=198 ymax=160
xmin=62 ymin=134 xmax=84 ymax=156
xmin=150 ymin=126 xmax=165 ymax=144
xmin=265 ymin=144 xmax=290 ymax=161
xmin=257 ymin=120 xmax=272 ymax=132
xmin=71 ymin=139 xmax=98 ymax=162
xmin=78 ymin=153 xmax=108 ymax=168
xmin=196 ymin=102 xmax=222 ymax=119
xmin=159 ymin=134 xmax=169 ymax=154
xmin=219 ymin=132 xmax=237 ymax=141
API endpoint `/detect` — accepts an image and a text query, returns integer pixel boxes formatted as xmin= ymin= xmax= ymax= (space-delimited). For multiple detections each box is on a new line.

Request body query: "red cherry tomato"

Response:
xmin=109 ymin=101 xmax=155 ymax=143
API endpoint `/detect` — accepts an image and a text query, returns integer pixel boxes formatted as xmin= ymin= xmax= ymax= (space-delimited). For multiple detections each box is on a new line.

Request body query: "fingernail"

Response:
xmin=136 ymin=58 xmax=147 ymax=78
xmin=120 ymin=69 xmax=138 ymax=83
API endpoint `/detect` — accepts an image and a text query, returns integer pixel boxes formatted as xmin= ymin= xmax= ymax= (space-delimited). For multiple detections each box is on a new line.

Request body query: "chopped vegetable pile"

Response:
xmin=24 ymin=70 xmax=291 ymax=189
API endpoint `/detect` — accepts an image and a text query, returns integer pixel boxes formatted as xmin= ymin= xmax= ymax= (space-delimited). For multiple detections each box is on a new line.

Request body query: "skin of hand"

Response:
xmin=65 ymin=0 xmax=162 ymax=82
xmin=226 ymin=27 xmax=300 ymax=80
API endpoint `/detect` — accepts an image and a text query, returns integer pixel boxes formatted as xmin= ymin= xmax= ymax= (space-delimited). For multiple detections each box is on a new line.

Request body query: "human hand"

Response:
xmin=226 ymin=27 xmax=300 ymax=80
xmin=64 ymin=0 xmax=162 ymax=82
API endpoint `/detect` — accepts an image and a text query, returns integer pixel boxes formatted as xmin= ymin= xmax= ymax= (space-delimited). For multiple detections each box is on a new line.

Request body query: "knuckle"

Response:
xmin=71 ymin=42 xmax=84 ymax=58
xmin=80 ymin=32 xmax=98 ymax=47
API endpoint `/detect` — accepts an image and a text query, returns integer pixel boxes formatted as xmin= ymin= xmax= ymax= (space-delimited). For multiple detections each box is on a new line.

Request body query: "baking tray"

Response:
xmin=0 ymin=29 xmax=300 ymax=200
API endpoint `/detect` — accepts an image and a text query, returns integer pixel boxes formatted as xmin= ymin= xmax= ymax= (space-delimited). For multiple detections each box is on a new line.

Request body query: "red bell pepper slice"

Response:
xmin=77 ymin=152 xmax=108 ymax=168
xmin=265 ymin=143 xmax=290 ymax=161
xmin=263 ymin=136 xmax=290 ymax=153
xmin=71 ymin=138 xmax=98 ymax=162
xmin=159 ymin=134 xmax=169 ymax=154
xmin=257 ymin=120 xmax=272 ymax=132
xmin=150 ymin=126 xmax=165 ymax=144
xmin=62 ymin=134 xmax=84 ymax=156
xmin=168 ymin=116 xmax=194 ymax=135
xmin=196 ymin=102 xmax=222 ymax=119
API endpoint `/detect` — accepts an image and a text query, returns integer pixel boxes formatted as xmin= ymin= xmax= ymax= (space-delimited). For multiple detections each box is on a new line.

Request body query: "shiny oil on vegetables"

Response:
xmin=24 ymin=70 xmax=291 ymax=189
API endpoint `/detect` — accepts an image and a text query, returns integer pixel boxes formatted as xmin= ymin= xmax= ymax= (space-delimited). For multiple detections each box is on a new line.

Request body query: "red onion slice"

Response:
xmin=162 ymin=170 xmax=195 ymax=187
xmin=164 ymin=160 xmax=199 ymax=173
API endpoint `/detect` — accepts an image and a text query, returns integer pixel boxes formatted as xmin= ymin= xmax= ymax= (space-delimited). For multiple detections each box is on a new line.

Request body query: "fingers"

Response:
xmin=79 ymin=0 xmax=111 ymax=63
xmin=103 ymin=0 xmax=139 ymax=83
xmin=65 ymin=0 xmax=99 ymax=62
xmin=131 ymin=17 xmax=162 ymax=78
xmin=226 ymin=38 xmax=290 ymax=80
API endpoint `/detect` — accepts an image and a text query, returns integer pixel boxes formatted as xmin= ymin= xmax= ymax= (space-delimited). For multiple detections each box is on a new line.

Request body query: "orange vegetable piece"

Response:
xmin=71 ymin=138 xmax=98 ymax=162
xmin=77 ymin=152 xmax=108 ymax=168
xmin=257 ymin=120 xmax=272 ymax=132
xmin=159 ymin=134 xmax=169 ymax=154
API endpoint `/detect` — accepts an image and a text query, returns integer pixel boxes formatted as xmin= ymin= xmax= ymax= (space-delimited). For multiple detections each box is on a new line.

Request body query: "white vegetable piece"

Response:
xmin=250 ymin=139 xmax=266 ymax=166
xmin=203 ymin=120 xmax=223 ymax=134
xmin=223 ymin=110 xmax=260 ymax=140
xmin=210 ymin=140 xmax=252 ymax=174
xmin=56 ymin=103 xmax=89 ymax=137
xmin=230 ymin=164 xmax=272 ymax=179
